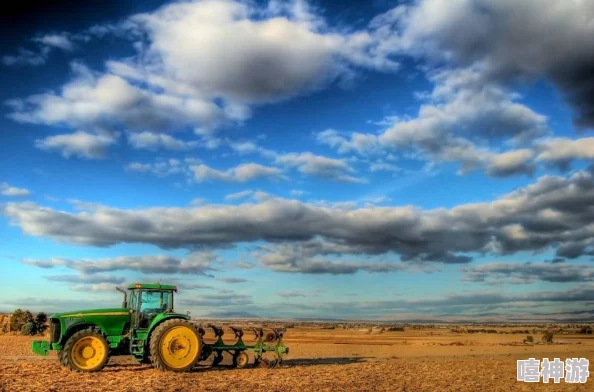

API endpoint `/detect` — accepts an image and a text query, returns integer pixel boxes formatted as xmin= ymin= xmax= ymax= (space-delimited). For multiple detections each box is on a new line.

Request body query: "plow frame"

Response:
xmin=202 ymin=325 xmax=289 ymax=367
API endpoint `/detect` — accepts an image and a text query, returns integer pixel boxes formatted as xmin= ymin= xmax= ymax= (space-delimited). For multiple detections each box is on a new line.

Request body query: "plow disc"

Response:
xmin=198 ymin=325 xmax=288 ymax=370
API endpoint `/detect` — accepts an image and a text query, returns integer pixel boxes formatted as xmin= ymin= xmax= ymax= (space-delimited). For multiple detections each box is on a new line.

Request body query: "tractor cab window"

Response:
xmin=137 ymin=290 xmax=173 ymax=328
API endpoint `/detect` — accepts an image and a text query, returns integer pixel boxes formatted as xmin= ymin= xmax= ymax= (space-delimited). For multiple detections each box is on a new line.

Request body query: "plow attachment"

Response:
xmin=198 ymin=324 xmax=289 ymax=368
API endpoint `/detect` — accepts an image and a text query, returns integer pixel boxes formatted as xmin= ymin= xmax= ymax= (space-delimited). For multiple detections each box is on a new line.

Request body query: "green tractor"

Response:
xmin=31 ymin=283 xmax=289 ymax=372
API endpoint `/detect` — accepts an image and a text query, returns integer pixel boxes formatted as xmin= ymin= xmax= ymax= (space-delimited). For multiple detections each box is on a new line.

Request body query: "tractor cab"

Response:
xmin=124 ymin=283 xmax=177 ymax=329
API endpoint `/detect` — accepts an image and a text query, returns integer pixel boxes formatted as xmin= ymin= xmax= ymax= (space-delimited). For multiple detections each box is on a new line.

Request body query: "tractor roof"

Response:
xmin=127 ymin=283 xmax=177 ymax=291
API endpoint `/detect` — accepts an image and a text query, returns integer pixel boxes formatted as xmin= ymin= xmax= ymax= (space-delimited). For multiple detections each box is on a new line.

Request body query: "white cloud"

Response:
xmin=5 ymin=168 xmax=594 ymax=264
xmin=35 ymin=131 xmax=117 ymax=159
xmin=369 ymin=162 xmax=400 ymax=172
xmin=228 ymin=140 xmax=276 ymax=158
xmin=24 ymin=252 xmax=218 ymax=276
xmin=486 ymin=149 xmax=535 ymax=177
xmin=10 ymin=63 xmax=227 ymax=132
xmin=127 ymin=131 xmax=197 ymax=151
xmin=129 ymin=0 xmax=398 ymax=104
xmin=536 ymin=137 xmax=594 ymax=167
xmin=34 ymin=33 xmax=75 ymax=51
xmin=1 ymin=183 xmax=31 ymax=197
xmin=7 ymin=0 xmax=401 ymax=137
xmin=125 ymin=158 xmax=187 ymax=177
xmin=316 ymin=129 xmax=380 ymax=155
xmin=193 ymin=162 xmax=286 ymax=183
xmin=2 ymin=48 xmax=48 ymax=67
xmin=371 ymin=0 xmax=594 ymax=127
xmin=225 ymin=190 xmax=254 ymax=201
xmin=275 ymin=152 xmax=365 ymax=183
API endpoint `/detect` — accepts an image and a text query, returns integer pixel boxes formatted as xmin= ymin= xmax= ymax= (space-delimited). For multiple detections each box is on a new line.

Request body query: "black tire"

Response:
xmin=149 ymin=319 xmax=201 ymax=372
xmin=137 ymin=352 xmax=151 ymax=364
xmin=232 ymin=351 xmax=249 ymax=369
xmin=60 ymin=329 xmax=109 ymax=372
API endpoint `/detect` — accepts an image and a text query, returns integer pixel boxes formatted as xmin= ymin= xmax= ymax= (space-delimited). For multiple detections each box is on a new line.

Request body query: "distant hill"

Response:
xmin=202 ymin=311 xmax=260 ymax=319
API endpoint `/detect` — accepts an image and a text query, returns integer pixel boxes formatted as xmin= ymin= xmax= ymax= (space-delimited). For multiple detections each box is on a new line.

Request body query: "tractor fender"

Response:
xmin=147 ymin=313 xmax=190 ymax=335
xmin=61 ymin=322 xmax=109 ymax=346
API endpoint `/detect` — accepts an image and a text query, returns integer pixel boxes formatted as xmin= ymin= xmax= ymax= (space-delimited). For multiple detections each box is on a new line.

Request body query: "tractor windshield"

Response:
xmin=140 ymin=290 xmax=173 ymax=313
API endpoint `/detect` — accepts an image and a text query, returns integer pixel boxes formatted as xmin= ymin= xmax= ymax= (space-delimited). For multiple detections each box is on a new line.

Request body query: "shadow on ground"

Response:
xmin=102 ymin=356 xmax=368 ymax=372
xmin=281 ymin=357 xmax=368 ymax=367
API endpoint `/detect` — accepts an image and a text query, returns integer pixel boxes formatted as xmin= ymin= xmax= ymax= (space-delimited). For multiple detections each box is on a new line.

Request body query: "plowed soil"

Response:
xmin=1 ymin=327 xmax=592 ymax=391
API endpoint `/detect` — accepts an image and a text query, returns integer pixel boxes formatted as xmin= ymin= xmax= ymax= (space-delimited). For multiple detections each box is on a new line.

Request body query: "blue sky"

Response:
xmin=1 ymin=0 xmax=594 ymax=321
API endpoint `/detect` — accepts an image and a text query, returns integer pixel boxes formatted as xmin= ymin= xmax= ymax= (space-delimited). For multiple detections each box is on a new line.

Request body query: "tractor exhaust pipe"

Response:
xmin=116 ymin=287 xmax=128 ymax=308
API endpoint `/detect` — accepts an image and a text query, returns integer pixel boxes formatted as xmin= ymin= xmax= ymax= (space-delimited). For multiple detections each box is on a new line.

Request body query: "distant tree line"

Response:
xmin=0 ymin=309 xmax=48 ymax=335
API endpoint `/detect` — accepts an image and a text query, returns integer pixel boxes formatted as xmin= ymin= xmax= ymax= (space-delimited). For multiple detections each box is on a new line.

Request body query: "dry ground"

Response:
xmin=0 ymin=327 xmax=593 ymax=391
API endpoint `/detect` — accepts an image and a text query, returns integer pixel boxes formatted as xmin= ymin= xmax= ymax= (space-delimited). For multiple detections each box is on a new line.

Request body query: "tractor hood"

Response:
xmin=50 ymin=308 xmax=130 ymax=319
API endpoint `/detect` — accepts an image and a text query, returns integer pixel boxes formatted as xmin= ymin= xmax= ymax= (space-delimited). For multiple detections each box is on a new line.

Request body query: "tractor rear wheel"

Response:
xmin=149 ymin=319 xmax=201 ymax=372
xmin=60 ymin=329 xmax=109 ymax=372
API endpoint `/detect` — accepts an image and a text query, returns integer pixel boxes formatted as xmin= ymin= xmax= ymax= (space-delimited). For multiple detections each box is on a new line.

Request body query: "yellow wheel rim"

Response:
xmin=237 ymin=353 xmax=248 ymax=367
xmin=71 ymin=336 xmax=106 ymax=370
xmin=160 ymin=326 xmax=200 ymax=369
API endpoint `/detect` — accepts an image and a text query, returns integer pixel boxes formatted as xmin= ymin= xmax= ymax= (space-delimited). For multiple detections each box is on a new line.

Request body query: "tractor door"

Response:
xmin=128 ymin=289 xmax=140 ymax=329
xmin=137 ymin=290 xmax=173 ymax=328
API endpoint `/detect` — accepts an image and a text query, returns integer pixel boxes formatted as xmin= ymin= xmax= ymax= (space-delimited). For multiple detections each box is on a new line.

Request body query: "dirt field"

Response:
xmin=1 ymin=327 xmax=592 ymax=391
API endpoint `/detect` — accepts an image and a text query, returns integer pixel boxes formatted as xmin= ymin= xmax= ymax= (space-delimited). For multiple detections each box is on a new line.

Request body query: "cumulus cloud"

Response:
xmin=178 ymin=290 xmax=252 ymax=307
xmin=486 ymin=149 xmax=535 ymax=178
xmin=2 ymin=48 xmax=48 ymax=66
xmin=128 ymin=0 xmax=397 ymax=104
xmin=258 ymin=249 xmax=408 ymax=274
xmin=193 ymin=163 xmax=286 ymax=183
xmin=536 ymin=137 xmax=594 ymax=169
xmin=3 ymin=33 xmax=74 ymax=67
xmin=1 ymin=183 xmax=30 ymax=197
xmin=4 ymin=169 xmax=594 ymax=264
xmin=377 ymin=67 xmax=547 ymax=175
xmin=34 ymin=33 xmax=75 ymax=51
xmin=45 ymin=273 xmax=126 ymax=284
xmin=125 ymin=158 xmax=193 ymax=177
xmin=375 ymin=0 xmax=594 ymax=128
xmin=127 ymin=131 xmax=198 ymax=151
xmin=275 ymin=152 xmax=365 ymax=183
xmin=23 ymin=252 xmax=218 ymax=276
xmin=35 ymin=131 xmax=117 ymax=159
xmin=228 ymin=140 xmax=276 ymax=159
xmin=463 ymin=262 xmax=594 ymax=285
xmin=7 ymin=0 xmax=400 ymax=135
xmin=10 ymin=63 xmax=226 ymax=132
xmin=319 ymin=67 xmax=547 ymax=177
xmin=316 ymin=129 xmax=381 ymax=155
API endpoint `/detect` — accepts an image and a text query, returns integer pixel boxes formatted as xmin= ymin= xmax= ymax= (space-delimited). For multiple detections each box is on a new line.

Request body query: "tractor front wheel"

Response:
xmin=149 ymin=319 xmax=201 ymax=372
xmin=60 ymin=329 xmax=109 ymax=372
